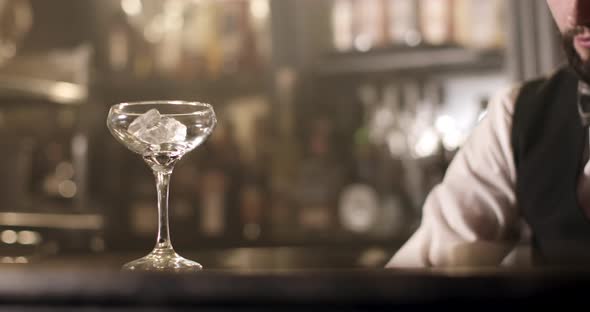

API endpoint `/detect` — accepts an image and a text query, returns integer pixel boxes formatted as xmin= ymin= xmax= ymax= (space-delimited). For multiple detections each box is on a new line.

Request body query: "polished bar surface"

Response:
xmin=0 ymin=266 xmax=588 ymax=310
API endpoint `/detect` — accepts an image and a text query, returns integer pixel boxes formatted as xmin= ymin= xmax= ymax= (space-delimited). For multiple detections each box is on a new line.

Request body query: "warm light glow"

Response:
xmin=354 ymin=35 xmax=372 ymax=52
xmin=14 ymin=257 xmax=28 ymax=264
xmin=405 ymin=31 xmax=422 ymax=47
xmin=1 ymin=257 xmax=13 ymax=264
xmin=387 ymin=132 xmax=407 ymax=156
xmin=250 ymin=0 xmax=270 ymax=20
xmin=121 ymin=0 xmax=142 ymax=16
xmin=58 ymin=180 xmax=77 ymax=198
xmin=17 ymin=231 xmax=40 ymax=245
xmin=50 ymin=82 xmax=87 ymax=103
xmin=442 ymin=129 xmax=464 ymax=151
xmin=414 ymin=129 xmax=439 ymax=158
xmin=435 ymin=115 xmax=466 ymax=151
xmin=72 ymin=135 xmax=88 ymax=157
xmin=369 ymin=107 xmax=395 ymax=143
xmin=144 ymin=19 xmax=165 ymax=43
xmin=1 ymin=230 xmax=17 ymax=244
xmin=435 ymin=115 xmax=455 ymax=134
xmin=374 ymin=108 xmax=395 ymax=130
xmin=332 ymin=0 xmax=353 ymax=51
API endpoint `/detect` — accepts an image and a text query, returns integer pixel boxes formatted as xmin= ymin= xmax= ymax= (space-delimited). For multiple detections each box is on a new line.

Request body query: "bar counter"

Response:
xmin=1 ymin=263 xmax=590 ymax=310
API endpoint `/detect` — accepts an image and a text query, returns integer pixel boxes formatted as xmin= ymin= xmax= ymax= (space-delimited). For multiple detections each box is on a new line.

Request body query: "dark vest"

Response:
xmin=512 ymin=66 xmax=590 ymax=266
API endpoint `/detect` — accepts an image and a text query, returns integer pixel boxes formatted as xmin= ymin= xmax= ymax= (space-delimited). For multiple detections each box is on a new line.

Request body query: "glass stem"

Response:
xmin=154 ymin=170 xmax=173 ymax=251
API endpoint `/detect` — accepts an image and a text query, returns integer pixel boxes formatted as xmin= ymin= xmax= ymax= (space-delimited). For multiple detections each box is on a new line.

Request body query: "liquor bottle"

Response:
xmin=399 ymin=81 xmax=427 ymax=213
xmin=294 ymin=118 xmax=342 ymax=237
xmin=419 ymin=0 xmax=453 ymax=46
xmin=332 ymin=0 xmax=354 ymax=52
xmin=386 ymin=0 xmax=422 ymax=47
xmin=383 ymin=84 xmax=408 ymax=157
xmin=2 ymin=138 xmax=33 ymax=212
xmin=107 ymin=12 xmax=130 ymax=73
xmin=181 ymin=0 xmax=208 ymax=79
xmin=239 ymin=183 xmax=264 ymax=241
xmin=338 ymin=184 xmax=379 ymax=235
xmin=469 ymin=0 xmax=505 ymax=49
xmin=339 ymin=84 xmax=407 ymax=238
xmin=353 ymin=0 xmax=387 ymax=52
xmin=155 ymin=34 xmax=183 ymax=78
xmin=248 ymin=0 xmax=271 ymax=69
xmin=238 ymin=0 xmax=260 ymax=72
xmin=339 ymin=122 xmax=380 ymax=236
xmin=199 ymin=169 xmax=227 ymax=238
xmin=204 ymin=1 xmax=223 ymax=80
xmin=196 ymin=120 xmax=241 ymax=239
xmin=35 ymin=137 xmax=82 ymax=212
xmin=452 ymin=0 xmax=471 ymax=47
xmin=419 ymin=81 xmax=447 ymax=190
xmin=453 ymin=0 xmax=506 ymax=49
xmin=218 ymin=0 xmax=243 ymax=75
xmin=129 ymin=174 xmax=158 ymax=238
xmin=338 ymin=82 xmax=373 ymax=236
xmin=168 ymin=162 xmax=198 ymax=239
xmin=268 ymin=191 xmax=294 ymax=240
xmin=239 ymin=113 xmax=274 ymax=241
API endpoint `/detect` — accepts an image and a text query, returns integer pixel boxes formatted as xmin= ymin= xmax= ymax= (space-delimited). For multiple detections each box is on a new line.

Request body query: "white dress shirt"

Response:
xmin=385 ymin=81 xmax=590 ymax=268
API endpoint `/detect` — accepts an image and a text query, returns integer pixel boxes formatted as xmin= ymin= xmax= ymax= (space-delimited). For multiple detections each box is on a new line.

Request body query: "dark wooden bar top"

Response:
xmin=1 ymin=265 xmax=590 ymax=310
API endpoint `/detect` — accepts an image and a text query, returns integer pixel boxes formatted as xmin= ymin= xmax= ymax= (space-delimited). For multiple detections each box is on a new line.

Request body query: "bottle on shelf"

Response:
xmin=386 ymin=0 xmax=422 ymax=47
xmin=452 ymin=0 xmax=471 ymax=47
xmin=397 ymin=81 xmax=428 ymax=213
xmin=216 ymin=0 xmax=244 ymax=76
xmin=195 ymin=119 xmax=241 ymax=240
xmin=339 ymin=118 xmax=381 ymax=237
xmin=239 ymin=0 xmax=262 ymax=73
xmin=294 ymin=118 xmax=343 ymax=238
xmin=338 ymin=147 xmax=407 ymax=239
xmin=331 ymin=0 xmax=354 ymax=52
xmin=352 ymin=0 xmax=387 ymax=52
xmin=168 ymin=162 xmax=198 ymax=237
xmin=204 ymin=1 xmax=223 ymax=80
xmin=180 ymin=0 xmax=209 ymax=80
xmin=248 ymin=0 xmax=272 ymax=67
xmin=239 ymin=182 xmax=265 ymax=241
xmin=107 ymin=12 xmax=130 ymax=73
xmin=199 ymin=169 xmax=228 ymax=238
xmin=418 ymin=0 xmax=453 ymax=46
xmin=338 ymin=83 xmax=407 ymax=239
xmin=129 ymin=173 xmax=158 ymax=238
xmin=453 ymin=0 xmax=506 ymax=49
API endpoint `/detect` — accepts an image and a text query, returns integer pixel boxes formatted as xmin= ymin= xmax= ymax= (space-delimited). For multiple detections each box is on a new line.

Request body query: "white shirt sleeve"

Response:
xmin=385 ymin=85 xmax=528 ymax=268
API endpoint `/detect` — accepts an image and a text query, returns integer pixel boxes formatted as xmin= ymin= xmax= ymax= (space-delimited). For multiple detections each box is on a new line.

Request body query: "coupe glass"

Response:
xmin=107 ymin=101 xmax=216 ymax=272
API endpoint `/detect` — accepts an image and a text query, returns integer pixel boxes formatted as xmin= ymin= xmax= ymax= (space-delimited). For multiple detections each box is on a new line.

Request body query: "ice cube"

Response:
xmin=160 ymin=117 xmax=187 ymax=143
xmin=128 ymin=109 xmax=187 ymax=145
xmin=133 ymin=126 xmax=167 ymax=145
xmin=128 ymin=109 xmax=161 ymax=134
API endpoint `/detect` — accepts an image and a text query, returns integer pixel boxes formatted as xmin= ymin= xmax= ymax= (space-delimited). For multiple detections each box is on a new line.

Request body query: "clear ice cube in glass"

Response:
xmin=128 ymin=109 xmax=187 ymax=145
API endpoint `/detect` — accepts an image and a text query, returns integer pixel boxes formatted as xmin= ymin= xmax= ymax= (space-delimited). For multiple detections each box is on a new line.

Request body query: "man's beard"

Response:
xmin=563 ymin=28 xmax=590 ymax=84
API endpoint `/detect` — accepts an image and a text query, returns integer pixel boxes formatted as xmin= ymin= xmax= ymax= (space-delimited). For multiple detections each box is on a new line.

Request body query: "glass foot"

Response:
xmin=122 ymin=248 xmax=202 ymax=272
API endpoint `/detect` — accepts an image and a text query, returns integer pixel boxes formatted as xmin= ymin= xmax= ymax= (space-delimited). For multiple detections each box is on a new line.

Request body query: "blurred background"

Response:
xmin=0 ymin=0 xmax=565 ymax=270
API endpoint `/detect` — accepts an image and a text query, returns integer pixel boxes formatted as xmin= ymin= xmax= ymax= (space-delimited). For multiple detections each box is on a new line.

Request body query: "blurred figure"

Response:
xmin=387 ymin=0 xmax=590 ymax=268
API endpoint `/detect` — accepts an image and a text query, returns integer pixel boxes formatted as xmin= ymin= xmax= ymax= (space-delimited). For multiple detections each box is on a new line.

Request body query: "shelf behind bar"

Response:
xmin=0 ymin=75 xmax=87 ymax=105
xmin=315 ymin=45 xmax=505 ymax=75
xmin=0 ymin=212 xmax=103 ymax=230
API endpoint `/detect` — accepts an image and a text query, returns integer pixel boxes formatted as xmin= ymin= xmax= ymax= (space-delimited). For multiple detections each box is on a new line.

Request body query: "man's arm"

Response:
xmin=386 ymin=85 xmax=526 ymax=268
